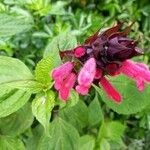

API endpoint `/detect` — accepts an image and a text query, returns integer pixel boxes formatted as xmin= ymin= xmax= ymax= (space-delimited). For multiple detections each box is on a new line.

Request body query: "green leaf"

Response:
xmin=49 ymin=1 xmax=67 ymax=15
xmin=99 ymin=138 xmax=110 ymax=150
xmin=26 ymin=124 xmax=44 ymax=150
xmin=0 ymin=88 xmax=31 ymax=118
xmin=32 ymin=90 xmax=55 ymax=133
xmin=2 ymin=80 xmax=43 ymax=94
xmin=44 ymin=32 xmax=77 ymax=57
xmin=88 ymin=92 xmax=103 ymax=127
xmin=0 ymin=103 xmax=34 ymax=136
xmin=35 ymin=54 xmax=61 ymax=85
xmin=94 ymin=75 xmax=150 ymax=114
xmin=0 ymin=56 xmax=33 ymax=84
xmin=0 ymin=13 xmax=33 ymax=38
xmin=0 ymin=136 xmax=25 ymax=150
xmin=0 ymin=56 xmax=34 ymax=117
xmin=78 ymin=135 xmax=95 ymax=150
xmin=37 ymin=118 xmax=79 ymax=150
xmin=59 ymin=100 xmax=88 ymax=131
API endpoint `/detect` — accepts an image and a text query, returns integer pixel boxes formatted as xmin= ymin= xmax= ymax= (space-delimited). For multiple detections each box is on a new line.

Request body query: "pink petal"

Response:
xmin=54 ymin=81 xmax=62 ymax=90
xmin=59 ymin=73 xmax=76 ymax=101
xmin=78 ymin=58 xmax=96 ymax=87
xmin=59 ymin=88 xmax=70 ymax=101
xmin=136 ymin=63 xmax=149 ymax=70
xmin=136 ymin=77 xmax=145 ymax=91
xmin=75 ymin=85 xmax=89 ymax=95
xmin=52 ymin=62 xmax=73 ymax=80
xmin=99 ymin=77 xmax=122 ymax=103
xmin=74 ymin=46 xmax=86 ymax=58
xmin=121 ymin=60 xmax=150 ymax=83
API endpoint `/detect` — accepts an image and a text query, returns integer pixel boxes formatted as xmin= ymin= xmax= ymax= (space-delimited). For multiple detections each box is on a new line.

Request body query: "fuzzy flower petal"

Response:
xmin=120 ymin=60 xmax=150 ymax=91
xmin=76 ymin=58 xmax=96 ymax=95
xmin=78 ymin=58 xmax=96 ymax=86
xmin=52 ymin=62 xmax=73 ymax=80
xmin=75 ymin=85 xmax=89 ymax=95
xmin=59 ymin=73 xmax=76 ymax=101
xmin=99 ymin=77 xmax=122 ymax=103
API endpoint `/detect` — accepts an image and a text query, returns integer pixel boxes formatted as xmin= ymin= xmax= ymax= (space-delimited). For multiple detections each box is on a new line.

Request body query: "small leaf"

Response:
xmin=32 ymin=90 xmax=55 ymax=133
xmin=78 ymin=135 xmax=95 ymax=150
xmin=88 ymin=92 xmax=103 ymax=127
xmin=35 ymin=54 xmax=61 ymax=85
xmin=37 ymin=118 xmax=79 ymax=150
xmin=0 ymin=103 xmax=34 ymax=136
xmin=0 ymin=136 xmax=25 ymax=150
xmin=94 ymin=75 xmax=150 ymax=114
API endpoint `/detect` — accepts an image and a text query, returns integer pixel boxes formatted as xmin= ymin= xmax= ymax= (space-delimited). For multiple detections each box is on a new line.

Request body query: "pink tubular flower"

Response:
xmin=51 ymin=62 xmax=76 ymax=101
xmin=52 ymin=62 xmax=73 ymax=81
xmin=76 ymin=58 xmax=96 ymax=95
xmin=119 ymin=60 xmax=150 ymax=91
xmin=59 ymin=73 xmax=76 ymax=101
xmin=99 ymin=77 xmax=122 ymax=103
xmin=51 ymin=22 xmax=150 ymax=103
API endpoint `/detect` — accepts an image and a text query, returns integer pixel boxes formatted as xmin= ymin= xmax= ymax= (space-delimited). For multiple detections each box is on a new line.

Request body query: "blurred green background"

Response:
xmin=0 ymin=0 xmax=150 ymax=149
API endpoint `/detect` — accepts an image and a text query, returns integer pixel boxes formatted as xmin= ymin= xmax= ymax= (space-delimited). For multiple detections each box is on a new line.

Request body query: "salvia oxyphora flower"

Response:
xmin=51 ymin=22 xmax=150 ymax=103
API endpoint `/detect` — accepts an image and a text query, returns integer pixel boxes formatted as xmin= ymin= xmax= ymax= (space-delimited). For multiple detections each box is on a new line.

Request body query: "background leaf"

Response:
xmin=78 ymin=135 xmax=95 ymax=150
xmin=88 ymin=92 xmax=103 ymax=127
xmin=0 ymin=136 xmax=25 ymax=150
xmin=59 ymin=100 xmax=88 ymax=132
xmin=0 ymin=13 xmax=33 ymax=38
xmin=37 ymin=117 xmax=79 ymax=150
xmin=0 ymin=103 xmax=34 ymax=136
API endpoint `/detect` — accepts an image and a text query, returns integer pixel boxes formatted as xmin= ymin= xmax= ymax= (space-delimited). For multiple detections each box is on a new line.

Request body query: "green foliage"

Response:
xmin=78 ymin=135 xmax=95 ymax=150
xmin=37 ymin=117 xmax=80 ymax=150
xmin=0 ymin=0 xmax=150 ymax=149
xmin=60 ymin=100 xmax=88 ymax=131
xmin=88 ymin=92 xmax=103 ymax=127
xmin=0 ymin=136 xmax=25 ymax=150
xmin=0 ymin=13 xmax=33 ymax=38
xmin=0 ymin=103 xmax=33 ymax=136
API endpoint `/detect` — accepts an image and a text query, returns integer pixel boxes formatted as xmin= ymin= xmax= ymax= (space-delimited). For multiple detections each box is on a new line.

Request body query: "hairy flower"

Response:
xmin=51 ymin=22 xmax=149 ymax=103
xmin=76 ymin=58 xmax=96 ymax=95
xmin=119 ymin=60 xmax=150 ymax=91
xmin=52 ymin=62 xmax=76 ymax=101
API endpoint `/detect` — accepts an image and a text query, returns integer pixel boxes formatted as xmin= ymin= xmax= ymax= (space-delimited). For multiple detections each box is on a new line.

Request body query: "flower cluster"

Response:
xmin=51 ymin=22 xmax=150 ymax=103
